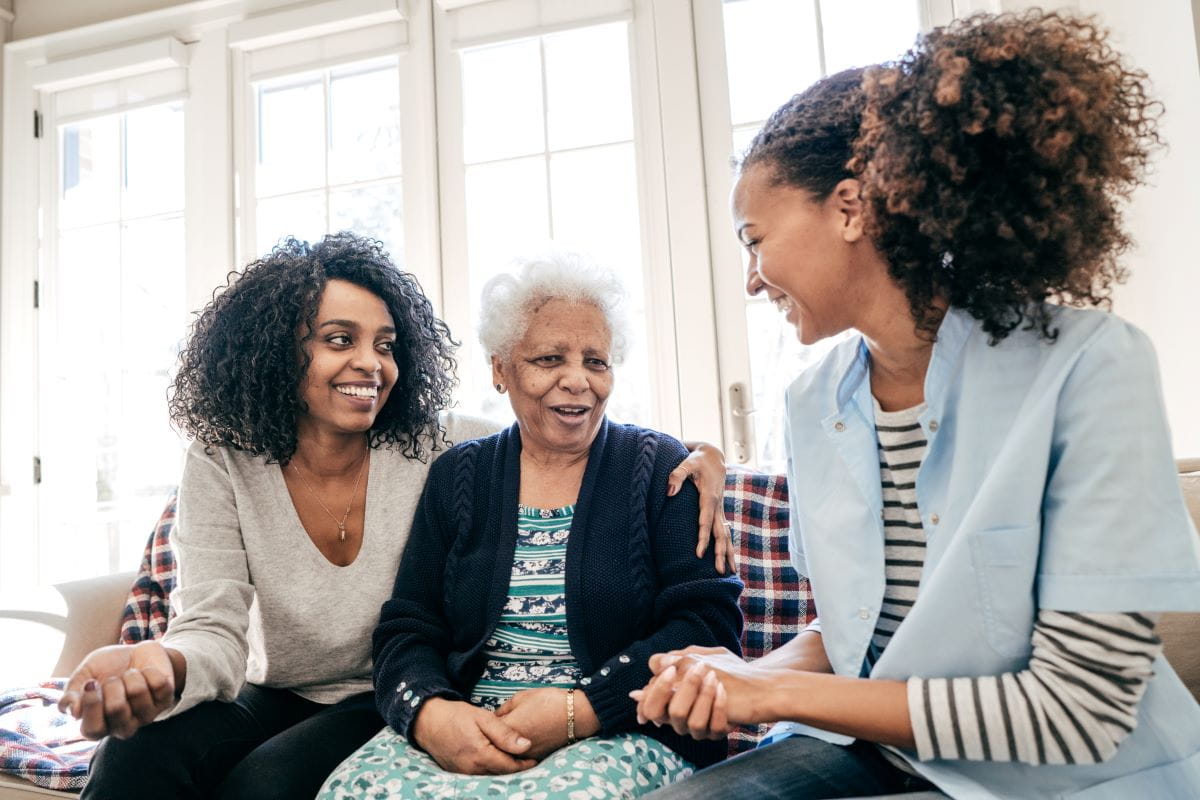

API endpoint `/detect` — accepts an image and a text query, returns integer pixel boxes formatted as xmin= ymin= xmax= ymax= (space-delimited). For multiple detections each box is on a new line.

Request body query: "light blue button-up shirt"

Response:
xmin=777 ymin=305 xmax=1200 ymax=798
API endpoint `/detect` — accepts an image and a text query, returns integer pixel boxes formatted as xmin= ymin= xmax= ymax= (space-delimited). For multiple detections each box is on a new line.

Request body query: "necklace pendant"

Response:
xmin=338 ymin=525 xmax=347 ymax=542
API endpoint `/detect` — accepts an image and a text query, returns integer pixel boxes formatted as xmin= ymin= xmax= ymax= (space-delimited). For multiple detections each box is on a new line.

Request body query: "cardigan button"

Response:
xmin=618 ymin=654 xmax=631 ymax=664
xmin=397 ymin=681 xmax=406 ymax=693
xmin=402 ymin=689 xmax=413 ymax=701
xmin=858 ymin=607 xmax=870 ymax=620
xmin=929 ymin=420 xmax=939 ymax=432
xmin=600 ymin=666 xmax=611 ymax=676
xmin=834 ymin=421 xmax=846 ymax=432
xmin=580 ymin=677 xmax=592 ymax=686
xmin=410 ymin=696 xmax=420 ymax=707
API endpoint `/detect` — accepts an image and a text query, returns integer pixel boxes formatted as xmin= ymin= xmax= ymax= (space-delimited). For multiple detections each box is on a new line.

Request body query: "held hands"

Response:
xmin=629 ymin=646 xmax=780 ymax=741
xmin=496 ymin=687 xmax=600 ymax=760
xmin=671 ymin=443 xmax=737 ymax=574
xmin=412 ymin=697 xmax=537 ymax=775
xmin=57 ymin=641 xmax=177 ymax=740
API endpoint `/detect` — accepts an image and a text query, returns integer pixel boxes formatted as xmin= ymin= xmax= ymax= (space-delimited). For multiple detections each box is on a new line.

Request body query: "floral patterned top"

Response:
xmin=470 ymin=505 xmax=582 ymax=708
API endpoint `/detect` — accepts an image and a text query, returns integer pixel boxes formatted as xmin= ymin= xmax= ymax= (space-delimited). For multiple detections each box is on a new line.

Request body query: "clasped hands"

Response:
xmin=629 ymin=646 xmax=786 ymax=740
xmin=413 ymin=687 xmax=599 ymax=775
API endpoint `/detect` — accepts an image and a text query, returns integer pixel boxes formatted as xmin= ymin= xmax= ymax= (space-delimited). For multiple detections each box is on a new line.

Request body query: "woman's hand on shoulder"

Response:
xmin=496 ymin=687 xmax=599 ymax=760
xmin=57 ymin=641 xmax=178 ymax=740
xmin=412 ymin=697 xmax=537 ymax=775
xmin=674 ymin=441 xmax=737 ymax=575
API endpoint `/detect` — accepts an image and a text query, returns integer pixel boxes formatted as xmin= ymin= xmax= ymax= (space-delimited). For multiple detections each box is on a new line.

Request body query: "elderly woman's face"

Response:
xmin=494 ymin=298 xmax=613 ymax=456
xmin=297 ymin=279 xmax=399 ymax=438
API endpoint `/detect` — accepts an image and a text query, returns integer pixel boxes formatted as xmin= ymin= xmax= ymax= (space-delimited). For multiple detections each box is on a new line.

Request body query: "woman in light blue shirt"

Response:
xmin=634 ymin=11 xmax=1200 ymax=800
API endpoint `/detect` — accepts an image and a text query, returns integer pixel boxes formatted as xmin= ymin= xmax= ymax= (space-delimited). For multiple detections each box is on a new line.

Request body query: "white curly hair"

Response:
xmin=478 ymin=249 xmax=631 ymax=364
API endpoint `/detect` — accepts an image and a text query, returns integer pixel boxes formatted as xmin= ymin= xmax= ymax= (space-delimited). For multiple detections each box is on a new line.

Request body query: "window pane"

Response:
xmin=549 ymin=144 xmax=641 ymax=289
xmin=59 ymin=115 xmax=121 ymax=229
xmin=819 ymin=0 xmax=920 ymax=74
xmin=329 ymin=62 xmax=402 ymax=185
xmin=461 ymin=39 xmax=545 ymax=163
xmin=722 ymin=0 xmax=822 ymax=125
xmin=544 ymin=22 xmax=634 ymax=150
xmin=465 ymin=156 xmax=549 ymax=286
xmin=330 ymin=182 xmax=404 ymax=266
xmin=257 ymin=76 xmax=325 ymax=196
xmin=124 ymin=102 xmax=184 ymax=218
xmin=256 ymin=192 xmax=326 ymax=256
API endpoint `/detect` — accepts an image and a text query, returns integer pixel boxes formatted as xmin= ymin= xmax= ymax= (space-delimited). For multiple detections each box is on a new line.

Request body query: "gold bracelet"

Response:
xmin=566 ymin=687 xmax=577 ymax=744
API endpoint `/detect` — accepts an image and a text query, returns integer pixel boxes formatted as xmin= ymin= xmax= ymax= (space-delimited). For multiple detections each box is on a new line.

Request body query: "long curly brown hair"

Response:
xmin=169 ymin=233 xmax=457 ymax=464
xmin=744 ymin=10 xmax=1163 ymax=342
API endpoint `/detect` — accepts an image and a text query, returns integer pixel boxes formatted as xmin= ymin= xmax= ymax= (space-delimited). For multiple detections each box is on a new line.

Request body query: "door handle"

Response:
xmin=728 ymin=382 xmax=756 ymax=464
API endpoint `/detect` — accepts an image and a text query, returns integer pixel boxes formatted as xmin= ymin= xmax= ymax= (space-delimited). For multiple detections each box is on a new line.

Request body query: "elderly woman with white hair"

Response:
xmin=318 ymin=253 xmax=744 ymax=799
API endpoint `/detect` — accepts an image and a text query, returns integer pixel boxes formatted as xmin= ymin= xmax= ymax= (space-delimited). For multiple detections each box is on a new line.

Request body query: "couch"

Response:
xmin=2 ymin=462 xmax=1198 ymax=799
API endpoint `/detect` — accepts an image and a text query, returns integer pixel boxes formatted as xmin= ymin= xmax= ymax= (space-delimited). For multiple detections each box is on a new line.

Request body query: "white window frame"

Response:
xmin=432 ymin=0 xmax=723 ymax=440
xmin=0 ymin=2 xmax=247 ymax=591
xmin=692 ymin=0 xmax=955 ymax=467
xmin=229 ymin=0 xmax=442 ymax=297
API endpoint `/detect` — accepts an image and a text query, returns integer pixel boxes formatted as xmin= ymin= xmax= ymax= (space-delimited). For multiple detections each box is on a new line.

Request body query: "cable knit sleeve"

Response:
xmin=371 ymin=445 xmax=473 ymax=737
xmin=581 ymin=431 xmax=744 ymax=736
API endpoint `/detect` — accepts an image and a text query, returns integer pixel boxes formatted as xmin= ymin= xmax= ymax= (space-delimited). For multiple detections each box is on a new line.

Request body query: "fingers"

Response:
xmin=142 ymin=666 xmax=175 ymax=712
xmin=708 ymin=680 xmax=730 ymax=739
xmin=121 ymin=669 xmax=160 ymax=727
xmin=637 ymin=664 xmax=677 ymax=726
xmin=648 ymin=653 xmax=681 ymax=674
xmin=666 ymin=664 xmax=709 ymax=736
xmin=686 ymin=670 xmax=719 ymax=740
xmin=79 ymin=680 xmax=108 ymax=740
xmin=666 ymin=463 xmax=689 ymax=497
xmin=714 ymin=516 xmax=737 ymax=574
xmin=495 ymin=698 xmax=513 ymax=717
xmin=480 ymin=747 xmax=537 ymax=775
xmin=101 ymin=675 xmax=139 ymax=740
xmin=477 ymin=713 xmax=532 ymax=756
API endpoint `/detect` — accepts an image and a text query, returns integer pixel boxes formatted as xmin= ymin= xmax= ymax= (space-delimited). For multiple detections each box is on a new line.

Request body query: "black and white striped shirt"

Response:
xmin=872 ymin=402 xmax=1161 ymax=765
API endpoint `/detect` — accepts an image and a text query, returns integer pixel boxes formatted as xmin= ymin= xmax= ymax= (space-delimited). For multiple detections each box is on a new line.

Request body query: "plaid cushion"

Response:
xmin=727 ymin=470 xmax=815 ymax=755
xmin=119 ymin=490 xmax=178 ymax=644
xmin=0 ymin=492 xmax=177 ymax=791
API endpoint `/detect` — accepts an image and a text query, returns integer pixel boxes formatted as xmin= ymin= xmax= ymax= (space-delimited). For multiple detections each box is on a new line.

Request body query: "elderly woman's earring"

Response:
xmin=495 ymin=383 xmax=505 ymax=393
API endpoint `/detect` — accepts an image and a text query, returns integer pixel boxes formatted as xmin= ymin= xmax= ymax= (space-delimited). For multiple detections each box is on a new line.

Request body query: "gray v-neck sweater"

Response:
xmin=161 ymin=413 xmax=500 ymax=715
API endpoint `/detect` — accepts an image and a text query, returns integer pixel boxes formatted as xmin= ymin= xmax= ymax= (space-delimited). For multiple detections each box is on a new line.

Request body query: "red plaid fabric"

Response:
xmin=1 ymin=492 xmax=177 ymax=791
xmin=119 ymin=490 xmax=177 ymax=644
xmin=726 ymin=470 xmax=816 ymax=755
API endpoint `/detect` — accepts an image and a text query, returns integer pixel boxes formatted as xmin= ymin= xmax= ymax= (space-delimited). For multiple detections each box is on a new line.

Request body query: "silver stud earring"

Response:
xmin=495 ymin=383 xmax=505 ymax=393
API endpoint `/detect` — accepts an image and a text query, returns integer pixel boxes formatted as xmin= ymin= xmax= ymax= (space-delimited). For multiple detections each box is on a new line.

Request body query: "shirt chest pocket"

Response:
xmin=969 ymin=525 xmax=1040 ymax=658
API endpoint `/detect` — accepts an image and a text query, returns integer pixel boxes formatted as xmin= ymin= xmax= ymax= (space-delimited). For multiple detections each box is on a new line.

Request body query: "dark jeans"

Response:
xmin=645 ymin=735 xmax=946 ymax=800
xmin=81 ymin=685 xmax=382 ymax=800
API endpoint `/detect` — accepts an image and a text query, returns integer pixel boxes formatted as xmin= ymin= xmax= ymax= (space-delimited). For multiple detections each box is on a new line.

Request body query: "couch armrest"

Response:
xmin=49 ymin=570 xmax=136 ymax=677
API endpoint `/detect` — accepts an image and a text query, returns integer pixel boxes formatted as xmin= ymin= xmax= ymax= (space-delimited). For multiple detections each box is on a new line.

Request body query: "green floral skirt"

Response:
xmin=318 ymin=728 xmax=693 ymax=800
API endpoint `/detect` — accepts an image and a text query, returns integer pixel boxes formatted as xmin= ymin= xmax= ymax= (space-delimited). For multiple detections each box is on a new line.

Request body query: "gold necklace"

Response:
xmin=290 ymin=448 xmax=369 ymax=542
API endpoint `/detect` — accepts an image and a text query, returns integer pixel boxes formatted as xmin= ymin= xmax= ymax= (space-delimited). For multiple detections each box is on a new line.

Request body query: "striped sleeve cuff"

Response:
xmin=908 ymin=676 xmax=937 ymax=761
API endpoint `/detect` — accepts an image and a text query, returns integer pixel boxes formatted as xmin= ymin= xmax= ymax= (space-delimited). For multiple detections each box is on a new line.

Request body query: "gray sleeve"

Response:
xmin=159 ymin=443 xmax=254 ymax=716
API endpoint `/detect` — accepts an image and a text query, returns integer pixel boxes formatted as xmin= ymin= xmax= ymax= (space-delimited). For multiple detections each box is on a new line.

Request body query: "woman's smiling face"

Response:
xmin=494 ymin=298 xmax=614 ymax=457
xmin=732 ymin=161 xmax=863 ymax=346
xmin=297 ymin=279 xmax=399 ymax=438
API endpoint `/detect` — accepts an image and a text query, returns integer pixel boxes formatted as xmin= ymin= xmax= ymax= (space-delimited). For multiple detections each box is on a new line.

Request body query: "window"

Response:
xmin=41 ymin=96 xmax=187 ymax=583
xmin=449 ymin=21 xmax=654 ymax=425
xmin=698 ymin=0 xmax=924 ymax=471
xmin=250 ymin=58 xmax=404 ymax=261
xmin=0 ymin=0 xmax=941 ymax=589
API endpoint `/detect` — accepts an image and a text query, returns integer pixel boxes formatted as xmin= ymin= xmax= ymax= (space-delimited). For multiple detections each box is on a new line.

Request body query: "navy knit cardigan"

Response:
xmin=372 ymin=419 xmax=744 ymax=768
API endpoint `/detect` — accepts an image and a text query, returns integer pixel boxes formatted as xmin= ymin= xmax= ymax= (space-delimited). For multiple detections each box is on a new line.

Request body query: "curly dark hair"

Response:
xmin=169 ymin=233 xmax=457 ymax=463
xmin=744 ymin=10 xmax=1163 ymax=342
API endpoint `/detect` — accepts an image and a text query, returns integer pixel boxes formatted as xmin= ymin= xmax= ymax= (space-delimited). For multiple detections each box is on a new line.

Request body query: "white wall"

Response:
xmin=11 ymin=0 xmax=191 ymax=40
xmin=1075 ymin=0 xmax=1200 ymax=458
